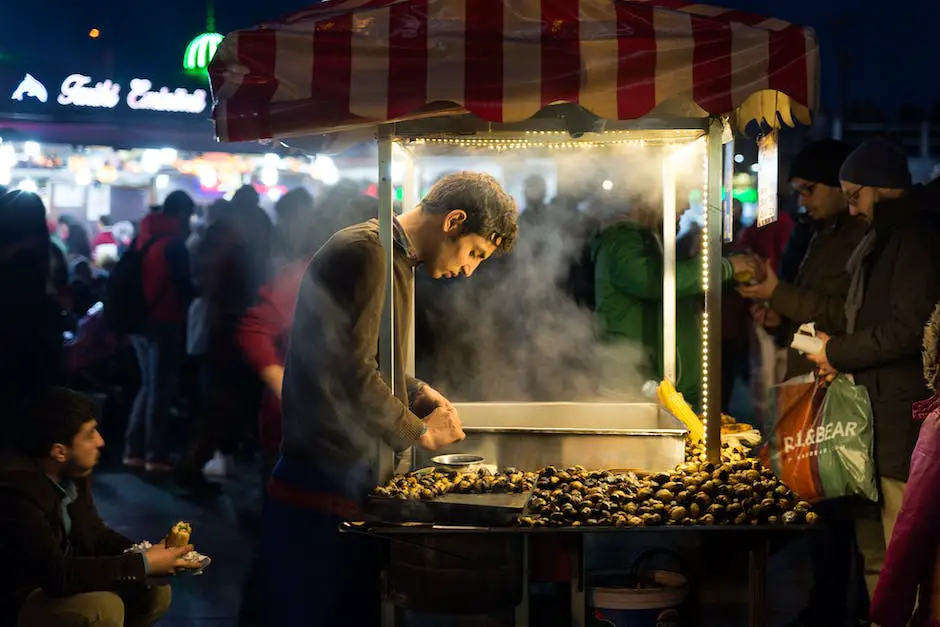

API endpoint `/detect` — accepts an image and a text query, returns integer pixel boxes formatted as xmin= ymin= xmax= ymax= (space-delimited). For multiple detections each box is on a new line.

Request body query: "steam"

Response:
xmin=415 ymin=142 xmax=706 ymax=402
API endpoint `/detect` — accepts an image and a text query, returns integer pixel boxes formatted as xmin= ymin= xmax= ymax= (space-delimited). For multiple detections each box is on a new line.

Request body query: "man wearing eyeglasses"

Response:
xmin=738 ymin=139 xmax=869 ymax=625
xmin=739 ymin=139 xmax=868 ymax=380
xmin=804 ymin=137 xmax=940 ymax=605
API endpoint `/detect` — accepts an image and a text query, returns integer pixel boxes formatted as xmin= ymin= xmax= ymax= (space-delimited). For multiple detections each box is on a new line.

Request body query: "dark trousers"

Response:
xmin=125 ymin=326 xmax=183 ymax=462
xmin=797 ymin=498 xmax=868 ymax=626
xmin=262 ymin=497 xmax=380 ymax=626
xmin=262 ymin=458 xmax=381 ymax=627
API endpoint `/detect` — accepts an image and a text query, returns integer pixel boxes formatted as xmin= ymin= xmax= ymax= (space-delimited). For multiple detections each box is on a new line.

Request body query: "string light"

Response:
xmin=700 ymin=142 xmax=710 ymax=448
xmin=410 ymin=137 xmax=650 ymax=151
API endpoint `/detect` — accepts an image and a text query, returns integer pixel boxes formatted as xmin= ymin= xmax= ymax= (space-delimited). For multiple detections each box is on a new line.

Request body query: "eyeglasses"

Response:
xmin=843 ymin=185 xmax=865 ymax=206
xmin=791 ymin=182 xmax=817 ymax=197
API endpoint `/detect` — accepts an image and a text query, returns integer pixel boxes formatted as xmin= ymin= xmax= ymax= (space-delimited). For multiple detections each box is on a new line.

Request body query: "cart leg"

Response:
xmin=381 ymin=600 xmax=396 ymax=627
xmin=570 ymin=534 xmax=586 ymax=627
xmin=515 ymin=535 xmax=529 ymax=627
xmin=748 ymin=539 xmax=770 ymax=627
xmin=379 ymin=541 xmax=396 ymax=627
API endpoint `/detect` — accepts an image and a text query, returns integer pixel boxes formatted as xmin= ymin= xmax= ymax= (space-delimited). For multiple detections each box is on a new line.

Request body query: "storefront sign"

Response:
xmin=127 ymin=79 xmax=207 ymax=114
xmin=58 ymin=74 xmax=121 ymax=108
xmin=9 ymin=72 xmax=208 ymax=115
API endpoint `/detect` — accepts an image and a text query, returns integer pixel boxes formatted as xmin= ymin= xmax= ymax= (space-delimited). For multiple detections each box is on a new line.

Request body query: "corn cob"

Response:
xmin=657 ymin=379 xmax=705 ymax=442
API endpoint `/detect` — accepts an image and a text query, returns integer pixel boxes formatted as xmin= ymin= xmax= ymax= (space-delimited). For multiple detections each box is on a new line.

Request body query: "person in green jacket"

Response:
xmin=592 ymin=202 xmax=750 ymax=410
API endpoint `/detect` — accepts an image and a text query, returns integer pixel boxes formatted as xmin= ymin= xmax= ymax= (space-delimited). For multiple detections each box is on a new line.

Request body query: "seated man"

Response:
xmin=0 ymin=386 xmax=200 ymax=627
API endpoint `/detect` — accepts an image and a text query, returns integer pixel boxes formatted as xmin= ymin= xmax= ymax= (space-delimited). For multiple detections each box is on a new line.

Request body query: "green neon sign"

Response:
xmin=184 ymin=32 xmax=224 ymax=73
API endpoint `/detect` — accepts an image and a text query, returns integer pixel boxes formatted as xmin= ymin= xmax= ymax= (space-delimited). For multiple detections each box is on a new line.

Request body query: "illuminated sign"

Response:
xmin=11 ymin=74 xmax=48 ymax=103
xmin=184 ymin=32 xmax=224 ymax=74
xmin=59 ymin=74 xmax=121 ymax=108
xmin=8 ymin=73 xmax=207 ymax=115
xmin=127 ymin=79 xmax=207 ymax=114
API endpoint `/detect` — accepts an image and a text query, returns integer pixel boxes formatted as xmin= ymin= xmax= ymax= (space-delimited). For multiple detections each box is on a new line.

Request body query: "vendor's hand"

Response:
xmin=806 ymin=331 xmax=837 ymax=380
xmin=144 ymin=541 xmax=200 ymax=576
xmin=412 ymin=384 xmax=453 ymax=418
xmin=738 ymin=259 xmax=779 ymax=301
xmin=418 ymin=405 xmax=465 ymax=451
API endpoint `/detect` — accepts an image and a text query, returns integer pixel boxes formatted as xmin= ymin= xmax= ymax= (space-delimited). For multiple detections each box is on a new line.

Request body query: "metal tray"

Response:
xmin=366 ymin=489 xmax=533 ymax=526
xmin=414 ymin=402 xmax=687 ymax=473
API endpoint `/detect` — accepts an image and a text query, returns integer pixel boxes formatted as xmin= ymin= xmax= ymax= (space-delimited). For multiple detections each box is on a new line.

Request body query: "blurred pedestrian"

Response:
xmin=0 ymin=190 xmax=65 ymax=438
xmin=123 ymin=191 xmax=195 ymax=472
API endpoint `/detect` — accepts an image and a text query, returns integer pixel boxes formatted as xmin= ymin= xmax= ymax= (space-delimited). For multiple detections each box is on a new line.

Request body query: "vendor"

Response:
xmin=264 ymin=171 xmax=519 ymax=627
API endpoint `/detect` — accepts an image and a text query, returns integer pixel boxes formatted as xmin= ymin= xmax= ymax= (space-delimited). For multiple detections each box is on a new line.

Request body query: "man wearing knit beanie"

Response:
xmin=738 ymin=139 xmax=870 ymax=625
xmin=804 ymin=136 xmax=940 ymax=603
xmin=838 ymin=136 xmax=913 ymax=221
xmin=740 ymin=139 xmax=867 ymax=379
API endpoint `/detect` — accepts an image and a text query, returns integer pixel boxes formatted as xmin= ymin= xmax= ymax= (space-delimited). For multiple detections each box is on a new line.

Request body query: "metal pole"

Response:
xmin=375 ymin=125 xmax=396 ymax=485
xmin=398 ymin=143 xmax=419 ymax=379
xmin=662 ymin=153 xmax=677 ymax=384
xmin=703 ymin=119 xmax=724 ymax=463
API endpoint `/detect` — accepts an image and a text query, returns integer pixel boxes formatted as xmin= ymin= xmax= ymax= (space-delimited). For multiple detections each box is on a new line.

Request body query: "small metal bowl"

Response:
xmin=431 ymin=454 xmax=486 ymax=469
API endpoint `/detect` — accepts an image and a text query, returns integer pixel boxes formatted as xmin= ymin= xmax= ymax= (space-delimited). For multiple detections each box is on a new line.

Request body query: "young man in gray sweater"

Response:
xmin=264 ymin=171 xmax=519 ymax=627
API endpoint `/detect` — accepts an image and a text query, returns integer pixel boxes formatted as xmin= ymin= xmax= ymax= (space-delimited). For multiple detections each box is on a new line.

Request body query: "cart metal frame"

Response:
xmin=371 ymin=114 xmax=731 ymax=483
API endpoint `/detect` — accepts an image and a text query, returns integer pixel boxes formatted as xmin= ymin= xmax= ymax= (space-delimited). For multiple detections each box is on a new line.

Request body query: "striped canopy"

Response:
xmin=209 ymin=0 xmax=819 ymax=142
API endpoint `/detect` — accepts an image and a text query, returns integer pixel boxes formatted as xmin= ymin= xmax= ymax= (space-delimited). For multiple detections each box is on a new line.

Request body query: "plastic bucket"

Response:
xmin=587 ymin=550 xmax=689 ymax=627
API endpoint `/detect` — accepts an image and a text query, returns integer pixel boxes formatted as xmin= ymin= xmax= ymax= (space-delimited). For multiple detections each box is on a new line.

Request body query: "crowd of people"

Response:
xmin=1 ymin=135 xmax=940 ymax=626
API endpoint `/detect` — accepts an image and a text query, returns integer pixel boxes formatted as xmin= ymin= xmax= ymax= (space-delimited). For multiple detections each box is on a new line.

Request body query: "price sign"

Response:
xmin=757 ymin=131 xmax=778 ymax=227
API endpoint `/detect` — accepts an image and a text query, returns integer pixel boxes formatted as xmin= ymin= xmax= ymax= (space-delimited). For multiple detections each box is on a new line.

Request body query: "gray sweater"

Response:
xmin=280 ymin=220 xmax=425 ymax=478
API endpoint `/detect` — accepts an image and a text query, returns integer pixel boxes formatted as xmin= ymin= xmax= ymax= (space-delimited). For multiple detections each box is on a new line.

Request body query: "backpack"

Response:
xmin=103 ymin=235 xmax=166 ymax=334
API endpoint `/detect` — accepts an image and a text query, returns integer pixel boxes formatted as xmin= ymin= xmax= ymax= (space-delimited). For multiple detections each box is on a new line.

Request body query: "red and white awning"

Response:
xmin=209 ymin=0 xmax=819 ymax=142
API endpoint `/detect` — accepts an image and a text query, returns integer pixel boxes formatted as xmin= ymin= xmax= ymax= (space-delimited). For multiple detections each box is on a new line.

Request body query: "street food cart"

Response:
xmin=210 ymin=1 xmax=819 ymax=623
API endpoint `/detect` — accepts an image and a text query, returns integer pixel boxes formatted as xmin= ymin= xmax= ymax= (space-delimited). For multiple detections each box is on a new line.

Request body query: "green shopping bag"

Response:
xmin=766 ymin=375 xmax=878 ymax=502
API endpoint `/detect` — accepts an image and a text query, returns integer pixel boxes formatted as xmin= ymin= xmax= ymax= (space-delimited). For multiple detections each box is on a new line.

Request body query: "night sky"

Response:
xmin=1 ymin=0 xmax=938 ymax=115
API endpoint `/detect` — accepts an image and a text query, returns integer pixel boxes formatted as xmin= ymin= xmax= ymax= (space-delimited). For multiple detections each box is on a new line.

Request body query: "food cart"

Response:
xmin=210 ymin=1 xmax=819 ymax=624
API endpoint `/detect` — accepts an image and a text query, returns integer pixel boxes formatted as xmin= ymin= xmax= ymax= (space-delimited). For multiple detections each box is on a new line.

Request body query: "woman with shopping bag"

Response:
xmin=870 ymin=303 xmax=940 ymax=627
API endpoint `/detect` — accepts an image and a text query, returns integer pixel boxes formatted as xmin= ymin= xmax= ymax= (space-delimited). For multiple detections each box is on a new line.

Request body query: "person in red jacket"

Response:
xmin=123 ymin=191 xmax=195 ymax=472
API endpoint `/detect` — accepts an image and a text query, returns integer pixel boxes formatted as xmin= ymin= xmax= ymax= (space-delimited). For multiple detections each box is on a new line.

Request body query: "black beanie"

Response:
xmin=789 ymin=139 xmax=854 ymax=187
xmin=839 ymin=137 xmax=912 ymax=189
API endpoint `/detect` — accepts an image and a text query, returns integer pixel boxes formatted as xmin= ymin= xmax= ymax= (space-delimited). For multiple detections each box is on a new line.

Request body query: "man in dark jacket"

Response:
xmin=740 ymin=140 xmax=870 ymax=625
xmin=807 ymin=137 xmax=940 ymax=599
xmin=124 ymin=191 xmax=195 ymax=472
xmin=0 ymin=387 xmax=200 ymax=627
xmin=740 ymin=139 xmax=868 ymax=379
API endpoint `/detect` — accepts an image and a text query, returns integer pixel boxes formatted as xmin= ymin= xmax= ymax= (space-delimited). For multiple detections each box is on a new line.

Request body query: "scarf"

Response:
xmin=843 ymin=228 xmax=876 ymax=334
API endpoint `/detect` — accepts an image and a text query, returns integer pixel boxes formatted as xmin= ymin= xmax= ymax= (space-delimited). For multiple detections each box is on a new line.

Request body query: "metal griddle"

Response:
xmin=366 ymin=489 xmax=533 ymax=526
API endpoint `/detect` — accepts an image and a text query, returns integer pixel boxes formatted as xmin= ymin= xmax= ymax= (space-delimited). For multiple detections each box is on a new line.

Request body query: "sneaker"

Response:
xmin=202 ymin=451 xmax=235 ymax=477
xmin=122 ymin=456 xmax=146 ymax=469
xmin=145 ymin=461 xmax=174 ymax=473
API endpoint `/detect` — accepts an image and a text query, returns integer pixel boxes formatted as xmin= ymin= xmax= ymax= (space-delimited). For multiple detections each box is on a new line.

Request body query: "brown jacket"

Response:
xmin=0 ymin=452 xmax=145 ymax=626
xmin=769 ymin=211 xmax=869 ymax=379
xmin=280 ymin=220 xmax=425 ymax=483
